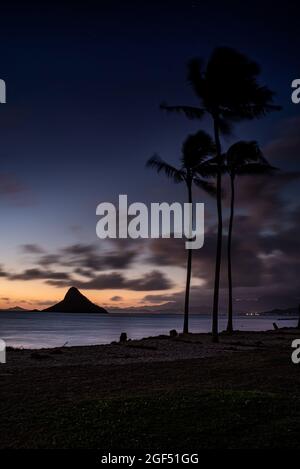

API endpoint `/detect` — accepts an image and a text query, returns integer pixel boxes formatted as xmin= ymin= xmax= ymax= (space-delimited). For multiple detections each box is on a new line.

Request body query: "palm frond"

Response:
xmin=160 ymin=103 xmax=205 ymax=120
xmin=235 ymin=163 xmax=278 ymax=176
xmin=193 ymin=177 xmax=217 ymax=197
xmin=146 ymin=155 xmax=185 ymax=183
xmin=205 ymin=47 xmax=281 ymax=121
xmin=226 ymin=141 xmax=263 ymax=168
xmin=181 ymin=130 xmax=216 ymax=169
xmin=197 ymin=154 xmax=226 ymax=177
xmin=196 ymin=164 xmax=225 ymax=178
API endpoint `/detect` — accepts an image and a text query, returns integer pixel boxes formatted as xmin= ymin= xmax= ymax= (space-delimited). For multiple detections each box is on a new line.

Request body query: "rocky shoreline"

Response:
xmin=3 ymin=328 xmax=299 ymax=368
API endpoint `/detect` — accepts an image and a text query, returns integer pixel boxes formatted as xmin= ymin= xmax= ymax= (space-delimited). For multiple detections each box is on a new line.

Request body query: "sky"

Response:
xmin=0 ymin=0 xmax=299 ymax=312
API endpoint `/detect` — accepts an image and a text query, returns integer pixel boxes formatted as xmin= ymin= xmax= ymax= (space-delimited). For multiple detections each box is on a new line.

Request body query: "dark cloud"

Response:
xmin=16 ymin=241 xmax=141 ymax=276
xmin=10 ymin=269 xmax=71 ymax=281
xmin=110 ymin=295 xmax=123 ymax=301
xmin=145 ymin=197 xmax=300 ymax=312
xmin=0 ymin=267 xmax=8 ymax=277
xmin=126 ymin=270 xmax=173 ymax=291
xmin=38 ymin=254 xmax=61 ymax=266
xmin=232 ymin=171 xmax=300 ymax=229
xmin=21 ymin=244 xmax=45 ymax=254
xmin=9 ymin=241 xmax=172 ymax=293
xmin=60 ymin=243 xmax=139 ymax=271
xmin=264 ymin=116 xmax=300 ymax=167
xmin=73 ymin=267 xmax=96 ymax=278
xmin=47 ymin=269 xmax=173 ymax=291
xmin=141 ymin=283 xmax=300 ymax=315
xmin=142 ymin=293 xmax=177 ymax=304
xmin=140 ymin=287 xmax=211 ymax=313
xmin=62 ymin=244 xmax=95 ymax=256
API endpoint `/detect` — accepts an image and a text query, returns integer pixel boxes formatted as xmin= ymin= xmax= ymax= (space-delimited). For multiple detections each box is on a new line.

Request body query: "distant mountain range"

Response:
xmin=260 ymin=307 xmax=299 ymax=316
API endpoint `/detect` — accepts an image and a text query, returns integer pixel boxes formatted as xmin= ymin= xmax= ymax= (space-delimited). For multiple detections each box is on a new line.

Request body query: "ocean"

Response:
xmin=0 ymin=311 xmax=298 ymax=349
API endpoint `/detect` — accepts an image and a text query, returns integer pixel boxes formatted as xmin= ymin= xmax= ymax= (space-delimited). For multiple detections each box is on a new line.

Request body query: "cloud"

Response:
xmin=10 ymin=269 xmax=71 ymax=281
xmin=47 ymin=269 xmax=173 ymax=291
xmin=264 ymin=116 xmax=300 ymax=167
xmin=38 ymin=254 xmax=61 ymax=266
xmin=110 ymin=295 xmax=123 ymax=301
xmin=73 ymin=267 xmax=96 ymax=278
xmin=21 ymin=244 xmax=45 ymax=254
xmin=7 ymin=241 xmax=173 ymax=293
xmin=142 ymin=293 xmax=177 ymax=304
xmin=15 ymin=241 xmax=142 ymax=278
xmin=0 ymin=265 xmax=8 ymax=277
xmin=60 ymin=243 xmax=139 ymax=271
xmin=232 ymin=171 xmax=300 ymax=229
xmin=144 ymin=195 xmax=300 ymax=312
xmin=126 ymin=270 xmax=173 ymax=291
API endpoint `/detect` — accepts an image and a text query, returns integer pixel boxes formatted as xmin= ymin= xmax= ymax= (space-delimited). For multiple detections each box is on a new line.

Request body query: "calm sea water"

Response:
xmin=0 ymin=311 xmax=297 ymax=349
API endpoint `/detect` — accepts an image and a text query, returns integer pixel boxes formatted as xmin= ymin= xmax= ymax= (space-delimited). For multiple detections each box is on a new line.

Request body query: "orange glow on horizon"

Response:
xmin=0 ymin=278 xmax=181 ymax=310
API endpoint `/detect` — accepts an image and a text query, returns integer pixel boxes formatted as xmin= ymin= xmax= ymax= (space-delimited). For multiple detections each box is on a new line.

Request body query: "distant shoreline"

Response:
xmin=0 ymin=309 xmax=299 ymax=316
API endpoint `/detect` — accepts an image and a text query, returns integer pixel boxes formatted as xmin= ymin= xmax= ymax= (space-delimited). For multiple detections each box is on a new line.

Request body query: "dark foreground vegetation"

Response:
xmin=3 ymin=391 xmax=300 ymax=449
xmin=1 ymin=330 xmax=300 ymax=449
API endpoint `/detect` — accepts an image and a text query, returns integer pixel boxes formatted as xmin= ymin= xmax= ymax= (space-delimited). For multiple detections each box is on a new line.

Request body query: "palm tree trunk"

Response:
xmin=183 ymin=182 xmax=193 ymax=334
xmin=212 ymin=117 xmax=223 ymax=343
xmin=298 ymin=305 xmax=300 ymax=329
xmin=227 ymin=174 xmax=235 ymax=334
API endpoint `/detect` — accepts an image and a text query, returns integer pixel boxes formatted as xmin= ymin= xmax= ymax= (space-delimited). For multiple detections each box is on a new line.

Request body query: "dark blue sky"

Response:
xmin=0 ymin=0 xmax=299 ymax=311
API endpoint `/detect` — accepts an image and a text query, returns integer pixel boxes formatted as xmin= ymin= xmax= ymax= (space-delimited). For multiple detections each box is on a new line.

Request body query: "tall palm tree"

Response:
xmin=225 ymin=141 xmax=277 ymax=333
xmin=146 ymin=130 xmax=216 ymax=334
xmin=161 ymin=47 xmax=280 ymax=342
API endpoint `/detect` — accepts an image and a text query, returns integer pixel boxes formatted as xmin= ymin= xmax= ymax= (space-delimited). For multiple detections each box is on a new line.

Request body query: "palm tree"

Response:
xmin=146 ymin=130 xmax=216 ymax=334
xmin=161 ymin=47 xmax=280 ymax=342
xmin=225 ymin=141 xmax=277 ymax=333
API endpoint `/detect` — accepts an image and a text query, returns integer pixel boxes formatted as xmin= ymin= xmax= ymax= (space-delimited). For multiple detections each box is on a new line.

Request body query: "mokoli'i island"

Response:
xmin=1 ymin=0 xmax=300 ymax=453
xmin=42 ymin=287 xmax=109 ymax=314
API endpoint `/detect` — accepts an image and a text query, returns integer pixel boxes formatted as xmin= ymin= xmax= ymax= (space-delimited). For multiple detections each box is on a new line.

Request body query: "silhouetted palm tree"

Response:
xmin=161 ymin=47 xmax=280 ymax=342
xmin=225 ymin=141 xmax=277 ymax=333
xmin=146 ymin=130 xmax=216 ymax=334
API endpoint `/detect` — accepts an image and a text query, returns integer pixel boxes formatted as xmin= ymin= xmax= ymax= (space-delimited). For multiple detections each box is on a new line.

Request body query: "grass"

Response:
xmin=3 ymin=390 xmax=300 ymax=449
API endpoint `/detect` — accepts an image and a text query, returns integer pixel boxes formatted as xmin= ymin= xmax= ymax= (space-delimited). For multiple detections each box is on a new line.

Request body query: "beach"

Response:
xmin=1 ymin=328 xmax=300 ymax=449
